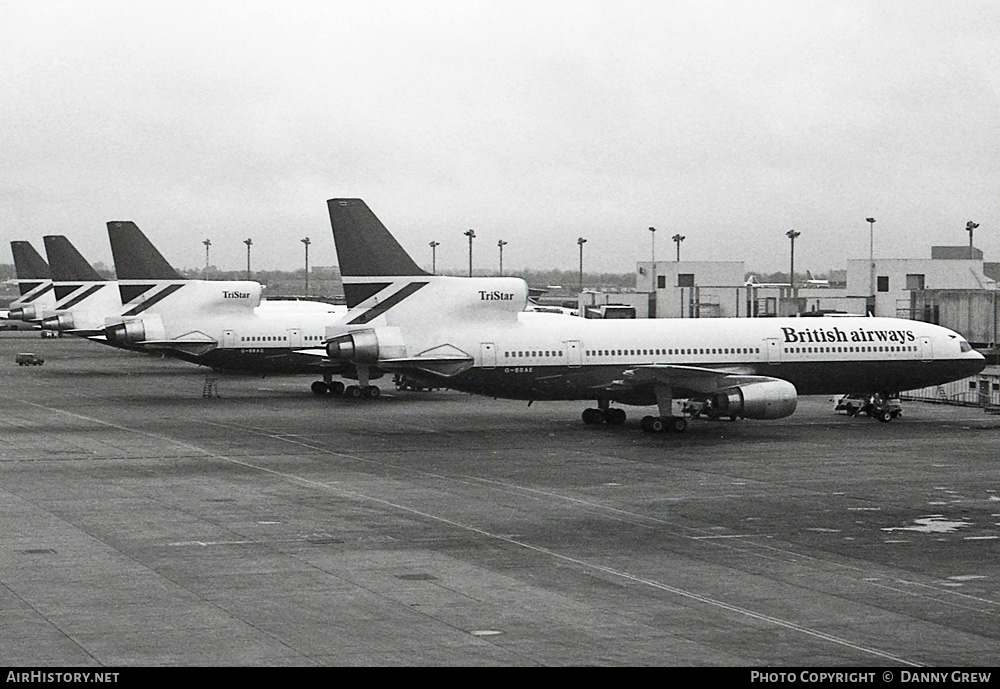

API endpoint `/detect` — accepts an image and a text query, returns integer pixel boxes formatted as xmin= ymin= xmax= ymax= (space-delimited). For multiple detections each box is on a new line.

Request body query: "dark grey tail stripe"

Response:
xmin=58 ymin=284 xmax=105 ymax=310
xmin=19 ymin=283 xmax=52 ymax=300
xmin=122 ymin=283 xmax=184 ymax=316
xmin=347 ymin=282 xmax=428 ymax=325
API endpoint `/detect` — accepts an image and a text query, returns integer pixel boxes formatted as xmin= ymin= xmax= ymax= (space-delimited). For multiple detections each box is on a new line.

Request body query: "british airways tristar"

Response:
xmin=101 ymin=221 xmax=353 ymax=394
xmin=324 ymin=198 xmax=986 ymax=432
xmin=41 ymin=235 xmax=123 ymax=336
xmin=7 ymin=241 xmax=56 ymax=323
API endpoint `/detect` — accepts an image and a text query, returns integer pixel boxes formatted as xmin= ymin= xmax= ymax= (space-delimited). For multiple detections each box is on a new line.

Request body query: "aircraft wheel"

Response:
xmin=582 ymin=408 xmax=603 ymax=425
xmin=365 ymin=385 xmax=381 ymax=399
xmin=311 ymin=381 xmax=329 ymax=395
xmin=606 ymin=408 xmax=626 ymax=425
xmin=670 ymin=417 xmax=688 ymax=433
xmin=329 ymin=381 xmax=345 ymax=395
xmin=345 ymin=385 xmax=364 ymax=399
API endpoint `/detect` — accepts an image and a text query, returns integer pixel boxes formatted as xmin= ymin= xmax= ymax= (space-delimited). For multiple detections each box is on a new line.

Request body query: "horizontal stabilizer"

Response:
xmin=107 ymin=221 xmax=184 ymax=280
xmin=291 ymin=347 xmax=331 ymax=358
xmin=379 ymin=355 xmax=474 ymax=378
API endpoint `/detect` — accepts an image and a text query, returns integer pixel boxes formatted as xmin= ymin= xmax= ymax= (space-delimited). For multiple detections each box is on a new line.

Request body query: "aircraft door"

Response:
xmin=480 ymin=342 xmax=497 ymax=369
xmin=919 ymin=336 xmax=933 ymax=362
xmin=223 ymin=329 xmax=237 ymax=348
xmin=765 ymin=338 xmax=781 ymax=363
xmin=564 ymin=340 xmax=582 ymax=368
xmin=287 ymin=328 xmax=303 ymax=348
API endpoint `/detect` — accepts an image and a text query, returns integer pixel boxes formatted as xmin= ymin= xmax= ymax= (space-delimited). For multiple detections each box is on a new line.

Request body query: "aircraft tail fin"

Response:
xmin=11 ymin=241 xmax=50 ymax=281
xmin=327 ymin=199 xmax=428 ymax=278
xmin=107 ymin=221 xmax=184 ymax=280
xmin=44 ymin=236 xmax=104 ymax=282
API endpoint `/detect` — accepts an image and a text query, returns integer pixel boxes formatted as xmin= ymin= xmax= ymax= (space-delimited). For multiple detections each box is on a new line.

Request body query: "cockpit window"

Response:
xmin=960 ymin=340 xmax=973 ymax=353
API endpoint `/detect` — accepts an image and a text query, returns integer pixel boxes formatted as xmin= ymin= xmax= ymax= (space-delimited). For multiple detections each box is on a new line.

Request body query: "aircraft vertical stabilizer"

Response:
xmin=8 ymin=241 xmax=54 ymax=321
xmin=11 ymin=241 xmax=50 ymax=290
xmin=107 ymin=221 xmax=184 ymax=280
xmin=44 ymin=236 xmax=104 ymax=282
xmin=328 ymin=199 xmax=428 ymax=279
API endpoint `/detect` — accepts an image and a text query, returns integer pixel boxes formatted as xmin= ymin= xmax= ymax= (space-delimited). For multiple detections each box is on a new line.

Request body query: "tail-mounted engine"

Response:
xmin=104 ymin=315 xmax=165 ymax=346
xmin=712 ymin=379 xmax=798 ymax=419
xmin=326 ymin=329 xmax=380 ymax=364
xmin=41 ymin=313 xmax=74 ymax=331
xmin=9 ymin=304 xmax=40 ymax=321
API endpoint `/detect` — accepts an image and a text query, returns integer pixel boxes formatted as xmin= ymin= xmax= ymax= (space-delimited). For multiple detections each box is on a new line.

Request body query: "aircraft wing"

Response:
xmin=609 ymin=364 xmax=782 ymax=396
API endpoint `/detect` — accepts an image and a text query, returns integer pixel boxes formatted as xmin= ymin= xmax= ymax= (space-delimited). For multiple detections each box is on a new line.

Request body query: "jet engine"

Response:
xmin=41 ymin=313 xmax=74 ymax=331
xmin=104 ymin=316 xmax=164 ymax=346
xmin=325 ymin=329 xmax=380 ymax=364
xmin=711 ymin=379 xmax=797 ymax=419
xmin=9 ymin=304 xmax=40 ymax=321
xmin=105 ymin=320 xmax=146 ymax=345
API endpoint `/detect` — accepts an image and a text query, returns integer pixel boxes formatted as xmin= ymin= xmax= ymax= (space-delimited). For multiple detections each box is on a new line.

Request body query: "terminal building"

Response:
xmin=581 ymin=244 xmax=1000 ymax=350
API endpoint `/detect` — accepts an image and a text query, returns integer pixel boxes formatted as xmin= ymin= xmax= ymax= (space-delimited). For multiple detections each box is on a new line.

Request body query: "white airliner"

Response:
xmin=321 ymin=198 xmax=986 ymax=432
xmin=6 ymin=241 xmax=56 ymax=323
xmin=34 ymin=223 xmax=353 ymax=394
xmin=100 ymin=221 xmax=355 ymax=393
xmin=41 ymin=235 xmax=123 ymax=336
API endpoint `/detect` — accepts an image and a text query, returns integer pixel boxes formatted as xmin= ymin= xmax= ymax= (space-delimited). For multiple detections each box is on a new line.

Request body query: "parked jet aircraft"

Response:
xmin=322 ymin=198 xmax=986 ymax=432
xmin=41 ymin=235 xmax=123 ymax=336
xmin=7 ymin=241 xmax=56 ymax=322
xmin=101 ymin=221 xmax=352 ymax=394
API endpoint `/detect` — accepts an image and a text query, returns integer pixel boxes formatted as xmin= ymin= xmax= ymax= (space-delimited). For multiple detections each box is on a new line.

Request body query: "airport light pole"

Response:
xmin=301 ymin=237 xmax=311 ymax=295
xmin=865 ymin=217 xmax=876 ymax=301
xmin=202 ymin=239 xmax=211 ymax=277
xmin=966 ymin=221 xmax=980 ymax=258
xmin=244 ymin=238 xmax=253 ymax=280
xmin=429 ymin=241 xmax=439 ymax=275
xmin=785 ymin=229 xmax=801 ymax=291
xmin=577 ymin=237 xmax=587 ymax=292
xmin=648 ymin=226 xmax=656 ymax=262
xmin=497 ymin=239 xmax=507 ymax=276
xmin=464 ymin=229 xmax=475 ymax=277
xmin=672 ymin=233 xmax=685 ymax=262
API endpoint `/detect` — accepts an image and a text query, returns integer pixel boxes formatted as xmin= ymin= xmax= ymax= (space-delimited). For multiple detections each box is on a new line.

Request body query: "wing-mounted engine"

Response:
xmin=711 ymin=379 xmax=797 ymax=419
xmin=104 ymin=314 xmax=166 ymax=346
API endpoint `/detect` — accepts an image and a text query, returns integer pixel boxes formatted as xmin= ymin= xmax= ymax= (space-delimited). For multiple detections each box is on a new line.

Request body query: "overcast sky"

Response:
xmin=3 ymin=0 xmax=999 ymax=277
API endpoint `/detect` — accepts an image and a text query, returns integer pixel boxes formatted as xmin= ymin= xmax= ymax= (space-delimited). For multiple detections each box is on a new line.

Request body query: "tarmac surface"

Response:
xmin=1 ymin=333 xmax=999 ymax=666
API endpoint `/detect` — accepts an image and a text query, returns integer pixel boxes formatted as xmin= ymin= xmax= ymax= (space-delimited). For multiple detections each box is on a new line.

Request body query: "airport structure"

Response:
xmin=583 ymin=243 xmax=1000 ymax=349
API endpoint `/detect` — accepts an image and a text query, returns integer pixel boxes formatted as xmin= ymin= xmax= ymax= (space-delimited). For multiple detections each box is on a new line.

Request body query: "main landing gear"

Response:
xmin=584 ymin=383 xmax=689 ymax=433
xmin=311 ymin=366 xmax=381 ymax=400
xmin=311 ymin=380 xmax=381 ymax=398
xmin=312 ymin=379 xmax=345 ymax=395
xmin=582 ymin=406 xmax=626 ymax=425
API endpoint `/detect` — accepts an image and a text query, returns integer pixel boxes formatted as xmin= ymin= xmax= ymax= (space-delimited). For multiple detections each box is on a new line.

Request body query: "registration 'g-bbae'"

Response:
xmin=325 ymin=198 xmax=986 ymax=433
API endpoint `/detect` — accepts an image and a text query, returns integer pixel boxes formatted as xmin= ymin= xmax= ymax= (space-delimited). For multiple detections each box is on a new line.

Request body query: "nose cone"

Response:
xmin=966 ymin=348 xmax=987 ymax=376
